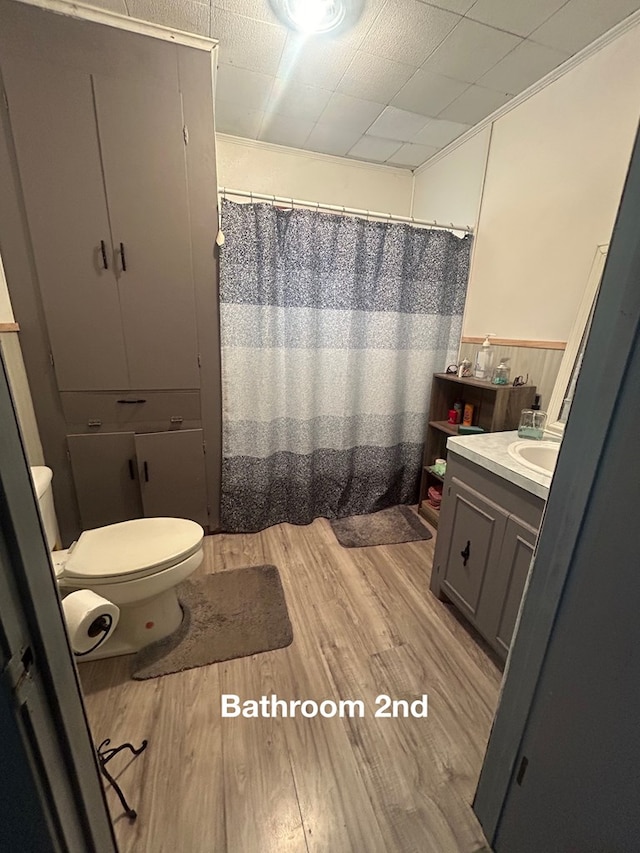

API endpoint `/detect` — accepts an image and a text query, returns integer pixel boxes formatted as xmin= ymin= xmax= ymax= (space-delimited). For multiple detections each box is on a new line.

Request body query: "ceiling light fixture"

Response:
xmin=269 ymin=0 xmax=364 ymax=35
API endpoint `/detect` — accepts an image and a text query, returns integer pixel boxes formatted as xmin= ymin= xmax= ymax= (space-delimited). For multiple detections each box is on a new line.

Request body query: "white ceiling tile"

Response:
xmin=260 ymin=114 xmax=315 ymax=147
xmin=478 ymin=40 xmax=570 ymax=95
xmin=216 ymin=64 xmax=274 ymax=112
xmin=266 ymin=79 xmax=333 ymax=122
xmin=305 ymin=124 xmax=365 ymax=156
xmin=215 ymin=100 xmax=264 ymax=138
xmin=212 ymin=0 xmax=279 ymax=25
xmin=413 ymin=118 xmax=470 ymax=146
xmin=331 ymin=0 xmax=390 ymax=48
xmin=276 ymin=33 xmax=356 ymax=89
xmin=387 ymin=142 xmax=440 ymax=167
xmin=530 ymin=0 xmax=640 ymax=54
xmin=465 ymin=0 xmax=569 ymax=38
xmin=392 ymin=69 xmax=468 ymax=116
xmin=438 ymin=83 xmax=511 ymax=122
xmin=337 ymin=51 xmax=417 ymax=104
xmin=318 ymin=93 xmax=385 ymax=134
xmin=211 ymin=8 xmax=287 ymax=75
xmin=349 ymin=136 xmax=403 ymax=162
xmin=418 ymin=0 xmax=476 ymax=12
xmin=422 ymin=18 xmax=522 ymax=83
xmin=128 ymin=0 xmax=210 ymax=36
xmin=367 ymin=106 xmax=430 ymax=142
xmin=362 ymin=0 xmax=461 ymax=66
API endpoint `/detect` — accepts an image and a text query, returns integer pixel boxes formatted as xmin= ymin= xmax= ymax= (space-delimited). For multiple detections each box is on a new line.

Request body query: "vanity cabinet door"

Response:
xmin=440 ymin=479 xmax=508 ymax=629
xmin=490 ymin=515 xmax=538 ymax=656
xmin=67 ymin=432 xmax=143 ymax=530
xmin=134 ymin=429 xmax=208 ymax=527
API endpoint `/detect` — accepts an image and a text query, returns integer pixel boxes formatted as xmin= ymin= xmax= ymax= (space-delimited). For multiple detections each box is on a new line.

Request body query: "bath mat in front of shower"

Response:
xmin=329 ymin=504 xmax=432 ymax=548
xmin=131 ymin=564 xmax=293 ymax=679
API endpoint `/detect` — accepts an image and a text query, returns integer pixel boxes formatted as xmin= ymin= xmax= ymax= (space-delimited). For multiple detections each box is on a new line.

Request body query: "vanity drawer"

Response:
xmin=60 ymin=390 xmax=201 ymax=432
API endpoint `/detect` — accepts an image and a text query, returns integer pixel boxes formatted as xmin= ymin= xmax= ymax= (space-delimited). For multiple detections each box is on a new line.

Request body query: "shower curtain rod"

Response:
xmin=219 ymin=187 xmax=474 ymax=234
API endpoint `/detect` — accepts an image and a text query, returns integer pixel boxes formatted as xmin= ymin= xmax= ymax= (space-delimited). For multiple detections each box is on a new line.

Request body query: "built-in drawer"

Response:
xmin=60 ymin=390 xmax=201 ymax=433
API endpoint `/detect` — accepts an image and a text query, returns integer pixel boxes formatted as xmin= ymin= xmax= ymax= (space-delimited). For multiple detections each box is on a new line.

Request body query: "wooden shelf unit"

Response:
xmin=419 ymin=373 xmax=537 ymax=528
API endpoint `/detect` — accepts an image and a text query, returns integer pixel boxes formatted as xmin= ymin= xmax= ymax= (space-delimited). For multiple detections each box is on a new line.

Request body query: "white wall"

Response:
xmin=216 ymin=134 xmax=414 ymax=215
xmin=462 ymin=23 xmax=640 ymax=340
xmin=411 ymin=126 xmax=491 ymax=230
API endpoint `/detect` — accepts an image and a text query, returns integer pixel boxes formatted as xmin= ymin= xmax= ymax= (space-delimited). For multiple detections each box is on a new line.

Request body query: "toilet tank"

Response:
xmin=30 ymin=466 xmax=61 ymax=551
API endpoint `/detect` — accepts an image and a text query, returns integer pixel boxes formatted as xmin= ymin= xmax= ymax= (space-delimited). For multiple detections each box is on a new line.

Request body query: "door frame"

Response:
xmin=0 ymin=353 xmax=117 ymax=851
xmin=474 ymin=124 xmax=640 ymax=840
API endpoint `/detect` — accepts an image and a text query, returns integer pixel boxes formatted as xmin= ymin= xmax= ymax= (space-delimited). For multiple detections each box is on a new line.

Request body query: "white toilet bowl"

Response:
xmin=31 ymin=467 xmax=203 ymax=661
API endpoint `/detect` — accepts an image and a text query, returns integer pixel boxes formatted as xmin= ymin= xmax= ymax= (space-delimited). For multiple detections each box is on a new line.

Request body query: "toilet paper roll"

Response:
xmin=61 ymin=590 xmax=120 ymax=655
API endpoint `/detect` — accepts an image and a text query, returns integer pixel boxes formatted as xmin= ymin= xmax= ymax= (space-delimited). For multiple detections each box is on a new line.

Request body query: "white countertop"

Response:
xmin=446 ymin=430 xmax=555 ymax=500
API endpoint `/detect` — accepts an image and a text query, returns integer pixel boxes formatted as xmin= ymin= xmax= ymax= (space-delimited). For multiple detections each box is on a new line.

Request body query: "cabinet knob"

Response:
xmin=460 ymin=540 xmax=471 ymax=567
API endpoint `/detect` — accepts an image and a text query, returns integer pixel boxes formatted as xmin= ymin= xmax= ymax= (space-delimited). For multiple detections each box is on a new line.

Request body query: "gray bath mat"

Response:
xmin=132 ymin=565 xmax=293 ymax=679
xmin=329 ymin=504 xmax=433 ymax=548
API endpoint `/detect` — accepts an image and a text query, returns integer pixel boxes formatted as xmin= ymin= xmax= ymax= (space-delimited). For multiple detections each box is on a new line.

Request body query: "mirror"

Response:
xmin=546 ymin=244 xmax=608 ymax=437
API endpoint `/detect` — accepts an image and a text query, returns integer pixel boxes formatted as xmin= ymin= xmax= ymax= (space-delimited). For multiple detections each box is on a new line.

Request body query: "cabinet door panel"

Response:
xmin=93 ymin=76 xmax=199 ymax=390
xmin=134 ymin=430 xmax=207 ymax=527
xmin=441 ymin=479 xmax=508 ymax=623
xmin=67 ymin=432 xmax=142 ymax=530
xmin=3 ymin=57 xmax=129 ymax=390
xmin=493 ymin=516 xmax=538 ymax=656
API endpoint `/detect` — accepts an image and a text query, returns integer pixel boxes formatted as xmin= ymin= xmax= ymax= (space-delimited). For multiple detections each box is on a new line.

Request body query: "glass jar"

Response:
xmin=492 ymin=359 xmax=510 ymax=385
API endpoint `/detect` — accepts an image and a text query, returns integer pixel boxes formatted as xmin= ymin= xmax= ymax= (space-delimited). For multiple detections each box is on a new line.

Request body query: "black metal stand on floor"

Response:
xmin=96 ymin=738 xmax=148 ymax=820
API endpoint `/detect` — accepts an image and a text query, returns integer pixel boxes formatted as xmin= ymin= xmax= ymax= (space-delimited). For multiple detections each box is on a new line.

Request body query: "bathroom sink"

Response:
xmin=508 ymin=440 xmax=560 ymax=476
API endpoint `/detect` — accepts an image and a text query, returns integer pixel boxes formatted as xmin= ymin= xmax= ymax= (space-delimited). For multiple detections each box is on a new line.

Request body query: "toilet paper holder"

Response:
xmin=96 ymin=736 xmax=148 ymax=820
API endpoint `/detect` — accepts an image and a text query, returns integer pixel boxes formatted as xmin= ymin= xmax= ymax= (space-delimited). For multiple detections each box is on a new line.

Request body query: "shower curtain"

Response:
xmin=219 ymin=199 xmax=472 ymax=533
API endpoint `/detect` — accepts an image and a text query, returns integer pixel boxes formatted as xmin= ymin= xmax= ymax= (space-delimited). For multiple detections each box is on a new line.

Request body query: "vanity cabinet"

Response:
xmin=68 ymin=429 xmax=208 ymax=531
xmin=431 ymin=454 xmax=544 ymax=661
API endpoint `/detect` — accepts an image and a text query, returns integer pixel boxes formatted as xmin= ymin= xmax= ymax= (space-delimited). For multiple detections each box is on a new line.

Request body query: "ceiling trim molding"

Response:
xmin=216 ymin=133 xmax=413 ymax=176
xmin=12 ymin=0 xmax=218 ymax=51
xmin=414 ymin=8 xmax=640 ymax=176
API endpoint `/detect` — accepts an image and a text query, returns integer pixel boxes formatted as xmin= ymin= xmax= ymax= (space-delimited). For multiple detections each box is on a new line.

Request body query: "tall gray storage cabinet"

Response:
xmin=0 ymin=1 xmax=222 ymax=543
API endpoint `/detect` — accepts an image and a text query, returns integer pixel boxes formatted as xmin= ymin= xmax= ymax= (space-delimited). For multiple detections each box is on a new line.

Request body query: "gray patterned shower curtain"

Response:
xmin=219 ymin=199 xmax=472 ymax=533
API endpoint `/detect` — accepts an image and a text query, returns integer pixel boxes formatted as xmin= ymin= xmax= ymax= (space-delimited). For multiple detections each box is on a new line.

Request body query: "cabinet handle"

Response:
xmin=461 ymin=540 xmax=471 ymax=566
xmin=117 ymin=398 xmax=146 ymax=404
xmin=128 ymin=459 xmax=135 ymax=480
xmin=120 ymin=242 xmax=127 ymax=272
xmin=143 ymin=461 xmax=149 ymax=482
xmin=100 ymin=240 xmax=109 ymax=270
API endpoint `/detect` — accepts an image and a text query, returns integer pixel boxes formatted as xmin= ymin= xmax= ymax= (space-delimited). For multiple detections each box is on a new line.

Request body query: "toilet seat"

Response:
xmin=61 ymin=517 xmax=204 ymax=583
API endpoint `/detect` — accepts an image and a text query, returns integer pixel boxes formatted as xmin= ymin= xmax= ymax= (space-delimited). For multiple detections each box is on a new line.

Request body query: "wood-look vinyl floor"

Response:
xmin=79 ymin=517 xmax=501 ymax=853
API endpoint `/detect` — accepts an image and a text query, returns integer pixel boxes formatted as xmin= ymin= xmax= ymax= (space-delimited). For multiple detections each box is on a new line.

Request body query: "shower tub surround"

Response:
xmin=219 ymin=200 xmax=473 ymax=532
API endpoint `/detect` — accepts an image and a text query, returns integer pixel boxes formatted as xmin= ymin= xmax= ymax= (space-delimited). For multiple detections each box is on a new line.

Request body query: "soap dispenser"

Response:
xmin=518 ymin=395 xmax=548 ymax=439
xmin=474 ymin=333 xmax=496 ymax=380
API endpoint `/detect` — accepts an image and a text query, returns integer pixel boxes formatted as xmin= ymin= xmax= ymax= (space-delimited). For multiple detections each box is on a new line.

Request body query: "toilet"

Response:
xmin=30 ymin=466 xmax=204 ymax=660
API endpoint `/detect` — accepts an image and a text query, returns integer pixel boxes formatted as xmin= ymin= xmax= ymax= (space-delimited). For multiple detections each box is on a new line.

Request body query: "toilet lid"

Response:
xmin=63 ymin=517 xmax=204 ymax=581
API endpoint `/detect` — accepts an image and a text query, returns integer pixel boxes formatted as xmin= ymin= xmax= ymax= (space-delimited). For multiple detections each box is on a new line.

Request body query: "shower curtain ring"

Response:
xmin=250 ymin=191 xmax=254 ymax=203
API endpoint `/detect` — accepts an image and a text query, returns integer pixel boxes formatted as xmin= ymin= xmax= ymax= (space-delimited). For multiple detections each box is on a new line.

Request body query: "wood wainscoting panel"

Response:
xmin=457 ymin=343 xmax=565 ymax=411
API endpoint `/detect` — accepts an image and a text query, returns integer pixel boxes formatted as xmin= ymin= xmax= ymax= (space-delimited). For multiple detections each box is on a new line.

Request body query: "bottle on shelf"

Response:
xmin=474 ymin=333 xmax=496 ymax=380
